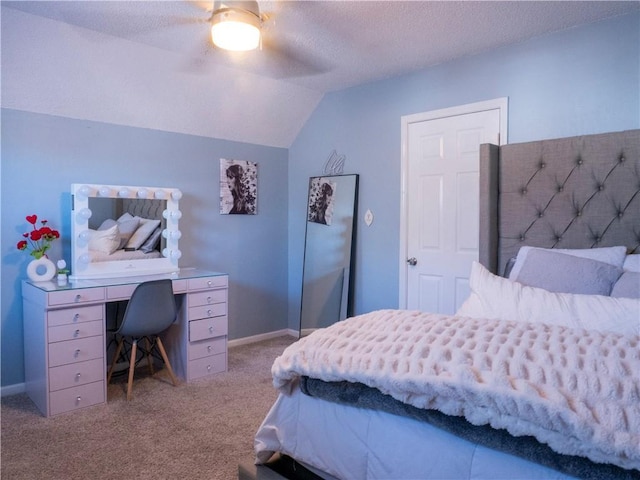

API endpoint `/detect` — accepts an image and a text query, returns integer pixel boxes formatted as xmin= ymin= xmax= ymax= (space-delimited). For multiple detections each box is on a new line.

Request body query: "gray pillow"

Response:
xmin=514 ymin=249 xmax=623 ymax=295
xmin=140 ymin=227 xmax=162 ymax=253
xmin=98 ymin=218 xmax=117 ymax=230
xmin=611 ymin=272 xmax=640 ymax=299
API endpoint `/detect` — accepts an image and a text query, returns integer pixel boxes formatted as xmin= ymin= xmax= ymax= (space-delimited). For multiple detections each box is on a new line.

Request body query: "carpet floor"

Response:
xmin=1 ymin=335 xmax=295 ymax=480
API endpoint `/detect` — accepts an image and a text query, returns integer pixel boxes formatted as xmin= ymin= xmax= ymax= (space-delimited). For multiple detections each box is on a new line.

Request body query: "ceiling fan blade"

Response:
xmin=258 ymin=34 xmax=330 ymax=79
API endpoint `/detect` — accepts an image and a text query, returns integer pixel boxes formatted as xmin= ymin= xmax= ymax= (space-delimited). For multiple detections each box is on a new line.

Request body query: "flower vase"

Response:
xmin=27 ymin=257 xmax=56 ymax=282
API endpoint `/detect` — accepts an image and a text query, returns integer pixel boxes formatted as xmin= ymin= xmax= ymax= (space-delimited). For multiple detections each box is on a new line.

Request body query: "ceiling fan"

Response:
xmin=191 ymin=0 xmax=328 ymax=79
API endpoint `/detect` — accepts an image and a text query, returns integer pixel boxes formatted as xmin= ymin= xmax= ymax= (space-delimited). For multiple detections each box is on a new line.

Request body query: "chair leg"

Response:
xmin=126 ymin=339 xmax=138 ymax=401
xmin=107 ymin=338 xmax=125 ymax=385
xmin=145 ymin=337 xmax=154 ymax=376
xmin=155 ymin=336 xmax=179 ymax=387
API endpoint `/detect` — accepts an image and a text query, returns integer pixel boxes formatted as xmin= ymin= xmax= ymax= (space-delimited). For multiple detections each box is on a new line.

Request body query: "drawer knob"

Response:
xmin=207 ymin=309 xmax=213 ymax=316
xmin=74 ymin=329 xmax=80 ymax=338
xmin=75 ymin=373 xmax=81 ymax=381
xmin=74 ymin=294 xmax=82 ymax=302
xmin=209 ymin=326 xmax=214 ymax=334
xmin=73 ymin=314 xmax=80 ymax=322
xmin=76 ymin=396 xmax=82 ymax=405
xmin=207 ymin=365 xmax=212 ymax=372
xmin=207 ymin=280 xmax=212 ymax=287
xmin=207 ymin=296 xmax=212 ymax=303
xmin=74 ymin=349 xmax=81 ymax=358
xmin=207 ymin=345 xmax=212 ymax=352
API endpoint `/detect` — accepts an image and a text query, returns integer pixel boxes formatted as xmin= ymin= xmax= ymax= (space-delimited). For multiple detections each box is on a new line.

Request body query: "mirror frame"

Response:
xmin=299 ymin=174 xmax=359 ymax=336
xmin=70 ymin=183 xmax=182 ymax=279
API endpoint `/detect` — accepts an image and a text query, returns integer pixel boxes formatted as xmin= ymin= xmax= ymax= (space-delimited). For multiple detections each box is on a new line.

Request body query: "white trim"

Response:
xmin=228 ymin=329 xmax=297 ymax=348
xmin=1 ymin=383 xmax=26 ymax=397
xmin=399 ymin=98 xmax=508 ymax=308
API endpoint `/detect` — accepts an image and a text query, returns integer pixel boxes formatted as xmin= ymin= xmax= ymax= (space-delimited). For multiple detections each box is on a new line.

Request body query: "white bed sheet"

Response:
xmin=255 ymin=387 xmax=577 ymax=480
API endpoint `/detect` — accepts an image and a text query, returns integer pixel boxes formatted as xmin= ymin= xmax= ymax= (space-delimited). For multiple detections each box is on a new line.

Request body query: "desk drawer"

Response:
xmin=48 ymin=320 xmax=103 ymax=343
xmin=48 ymin=336 xmax=104 ymax=367
xmin=49 ymin=358 xmax=104 ymax=392
xmin=189 ymin=316 xmax=228 ymax=342
xmin=188 ymin=337 xmax=226 ymax=361
xmin=188 ymin=276 xmax=228 ymax=291
xmin=49 ymin=381 xmax=105 ymax=416
xmin=188 ymin=303 xmax=226 ymax=321
xmin=48 ymin=305 xmax=103 ymax=327
xmin=172 ymin=279 xmax=188 ymax=293
xmin=48 ymin=288 xmax=104 ymax=307
xmin=189 ymin=353 xmax=226 ymax=380
xmin=106 ymin=284 xmax=137 ymax=300
xmin=189 ymin=290 xmax=226 ymax=308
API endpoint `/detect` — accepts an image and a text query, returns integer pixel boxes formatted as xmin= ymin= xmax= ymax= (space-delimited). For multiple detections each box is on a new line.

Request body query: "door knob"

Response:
xmin=407 ymin=257 xmax=417 ymax=266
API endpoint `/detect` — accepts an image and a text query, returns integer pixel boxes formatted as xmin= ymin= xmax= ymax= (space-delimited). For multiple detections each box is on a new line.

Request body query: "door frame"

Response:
xmin=399 ymin=98 xmax=508 ymax=308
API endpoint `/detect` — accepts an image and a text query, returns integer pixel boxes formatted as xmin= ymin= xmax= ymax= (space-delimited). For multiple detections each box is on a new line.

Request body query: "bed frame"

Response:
xmin=480 ymin=129 xmax=640 ymax=276
xmin=241 ymin=128 xmax=640 ymax=480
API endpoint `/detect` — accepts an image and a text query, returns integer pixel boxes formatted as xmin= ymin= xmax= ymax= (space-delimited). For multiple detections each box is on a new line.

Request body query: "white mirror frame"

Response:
xmin=70 ymin=183 xmax=182 ymax=279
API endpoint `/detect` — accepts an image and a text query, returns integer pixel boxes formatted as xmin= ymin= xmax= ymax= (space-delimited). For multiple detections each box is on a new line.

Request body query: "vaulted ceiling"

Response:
xmin=2 ymin=1 xmax=638 ymax=147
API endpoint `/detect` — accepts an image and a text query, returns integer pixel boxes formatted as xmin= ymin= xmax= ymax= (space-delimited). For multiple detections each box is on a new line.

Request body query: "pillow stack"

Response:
xmin=457 ymin=245 xmax=639 ymax=336
xmin=88 ymin=213 xmax=162 ymax=255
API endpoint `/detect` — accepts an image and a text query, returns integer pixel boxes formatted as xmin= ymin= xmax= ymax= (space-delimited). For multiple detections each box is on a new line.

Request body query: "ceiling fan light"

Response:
xmin=211 ymin=7 xmax=261 ymax=51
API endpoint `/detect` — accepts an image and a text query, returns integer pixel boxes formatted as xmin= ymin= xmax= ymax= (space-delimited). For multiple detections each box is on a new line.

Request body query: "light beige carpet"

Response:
xmin=1 ymin=335 xmax=295 ymax=480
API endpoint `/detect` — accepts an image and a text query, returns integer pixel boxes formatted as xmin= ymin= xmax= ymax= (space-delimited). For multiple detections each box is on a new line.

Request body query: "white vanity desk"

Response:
xmin=22 ymin=268 xmax=228 ymax=417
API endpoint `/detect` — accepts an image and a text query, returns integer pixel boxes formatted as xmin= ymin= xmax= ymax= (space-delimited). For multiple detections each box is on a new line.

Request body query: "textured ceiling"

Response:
xmin=6 ymin=1 xmax=639 ymax=93
xmin=2 ymin=1 xmax=638 ymax=147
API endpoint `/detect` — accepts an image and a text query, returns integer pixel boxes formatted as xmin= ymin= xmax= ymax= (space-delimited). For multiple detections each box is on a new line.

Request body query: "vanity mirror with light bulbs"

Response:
xmin=70 ymin=183 xmax=183 ymax=279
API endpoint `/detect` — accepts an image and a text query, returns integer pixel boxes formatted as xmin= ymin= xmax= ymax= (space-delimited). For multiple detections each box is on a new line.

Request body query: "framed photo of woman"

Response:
xmin=220 ymin=158 xmax=257 ymax=215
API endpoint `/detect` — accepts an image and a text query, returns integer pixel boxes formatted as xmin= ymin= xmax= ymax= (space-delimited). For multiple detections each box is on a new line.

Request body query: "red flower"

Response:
xmin=17 ymin=214 xmax=60 ymax=259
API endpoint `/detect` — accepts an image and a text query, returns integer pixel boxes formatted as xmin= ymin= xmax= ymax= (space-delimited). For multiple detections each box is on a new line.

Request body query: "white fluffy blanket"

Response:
xmin=272 ymin=310 xmax=640 ymax=471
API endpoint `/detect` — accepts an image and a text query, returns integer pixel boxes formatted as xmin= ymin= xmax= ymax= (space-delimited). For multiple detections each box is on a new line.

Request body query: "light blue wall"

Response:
xmin=1 ymin=110 xmax=289 ymax=387
xmin=287 ymin=12 xmax=640 ymax=329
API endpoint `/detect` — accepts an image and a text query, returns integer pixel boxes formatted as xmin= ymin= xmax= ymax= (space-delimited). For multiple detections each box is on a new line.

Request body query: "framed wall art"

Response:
xmin=220 ymin=158 xmax=257 ymax=215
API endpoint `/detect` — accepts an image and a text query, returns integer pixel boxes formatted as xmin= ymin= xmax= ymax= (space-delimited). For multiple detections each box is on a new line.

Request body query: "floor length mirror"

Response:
xmin=300 ymin=174 xmax=359 ymax=336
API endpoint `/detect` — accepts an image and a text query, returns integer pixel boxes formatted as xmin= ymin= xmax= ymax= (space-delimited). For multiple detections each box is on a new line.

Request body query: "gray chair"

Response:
xmin=107 ymin=279 xmax=179 ymax=400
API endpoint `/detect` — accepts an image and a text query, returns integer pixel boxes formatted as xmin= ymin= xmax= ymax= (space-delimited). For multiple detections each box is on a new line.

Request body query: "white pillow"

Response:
xmin=88 ymin=225 xmax=120 ymax=255
xmin=457 ymin=262 xmax=639 ymax=336
xmin=508 ymin=246 xmax=627 ymax=280
xmin=125 ymin=218 xmax=161 ymax=250
xmin=623 ymin=254 xmax=640 ymax=273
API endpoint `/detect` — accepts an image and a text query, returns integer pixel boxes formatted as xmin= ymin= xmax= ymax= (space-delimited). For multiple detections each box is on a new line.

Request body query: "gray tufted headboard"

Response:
xmin=479 ymin=129 xmax=640 ymax=275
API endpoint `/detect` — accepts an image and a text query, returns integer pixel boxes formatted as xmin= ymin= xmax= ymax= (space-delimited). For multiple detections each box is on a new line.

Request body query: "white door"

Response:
xmin=400 ymin=100 xmax=506 ymax=314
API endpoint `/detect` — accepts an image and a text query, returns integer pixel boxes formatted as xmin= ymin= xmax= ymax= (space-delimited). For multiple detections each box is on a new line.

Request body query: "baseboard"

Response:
xmin=1 ymin=382 xmax=26 ymax=398
xmin=228 ymin=329 xmax=298 ymax=348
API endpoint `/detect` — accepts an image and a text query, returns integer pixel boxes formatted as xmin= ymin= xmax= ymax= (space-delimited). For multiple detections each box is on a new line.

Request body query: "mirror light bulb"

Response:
xmin=78 ymin=208 xmax=92 ymax=220
xmin=154 ymin=190 xmax=167 ymax=199
xmin=99 ymin=186 xmax=111 ymax=197
xmin=118 ymin=188 xmax=130 ymax=197
xmin=78 ymin=230 xmax=91 ymax=246
xmin=137 ymin=188 xmax=148 ymax=199
xmin=78 ymin=253 xmax=91 ymax=265
xmin=171 ymin=190 xmax=183 ymax=201
xmin=77 ymin=185 xmax=91 ymax=199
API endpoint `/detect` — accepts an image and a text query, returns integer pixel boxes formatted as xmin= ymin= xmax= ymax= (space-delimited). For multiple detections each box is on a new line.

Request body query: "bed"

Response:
xmin=251 ymin=129 xmax=640 ymax=480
